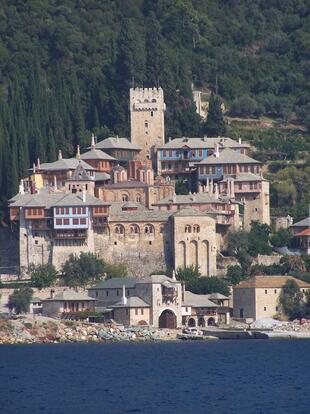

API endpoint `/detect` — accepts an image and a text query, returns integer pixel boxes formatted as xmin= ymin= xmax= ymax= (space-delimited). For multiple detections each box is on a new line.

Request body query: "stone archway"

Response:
xmin=188 ymin=318 xmax=196 ymax=327
xmin=159 ymin=309 xmax=177 ymax=329
xmin=208 ymin=317 xmax=215 ymax=326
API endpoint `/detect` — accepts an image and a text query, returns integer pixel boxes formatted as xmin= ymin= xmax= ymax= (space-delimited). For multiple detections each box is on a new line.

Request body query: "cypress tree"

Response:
xmin=203 ymin=93 xmax=226 ymax=137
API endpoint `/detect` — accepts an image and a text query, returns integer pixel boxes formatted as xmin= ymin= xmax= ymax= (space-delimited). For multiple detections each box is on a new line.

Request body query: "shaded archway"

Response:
xmin=198 ymin=317 xmax=205 ymax=327
xmin=189 ymin=240 xmax=198 ymax=267
xmin=138 ymin=320 xmax=148 ymax=326
xmin=188 ymin=318 xmax=196 ymax=327
xmin=208 ymin=317 xmax=215 ymax=326
xmin=159 ymin=310 xmax=177 ymax=329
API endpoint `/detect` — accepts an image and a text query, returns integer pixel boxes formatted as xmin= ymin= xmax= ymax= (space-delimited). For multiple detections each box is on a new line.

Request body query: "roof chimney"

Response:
xmin=19 ymin=179 xmax=24 ymax=195
xmin=172 ymin=270 xmax=176 ymax=281
xmin=121 ymin=285 xmax=127 ymax=305
xmin=76 ymin=145 xmax=81 ymax=160
xmin=58 ymin=150 xmax=62 ymax=160
xmin=214 ymin=143 xmax=220 ymax=158
xmin=91 ymin=133 xmax=95 ymax=149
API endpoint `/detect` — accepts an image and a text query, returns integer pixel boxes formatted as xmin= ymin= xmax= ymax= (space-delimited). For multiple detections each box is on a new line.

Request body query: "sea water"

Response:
xmin=0 ymin=340 xmax=310 ymax=414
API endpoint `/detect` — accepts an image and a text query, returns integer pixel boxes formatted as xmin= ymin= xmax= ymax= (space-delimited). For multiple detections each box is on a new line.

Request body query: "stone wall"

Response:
xmin=94 ymin=221 xmax=173 ymax=277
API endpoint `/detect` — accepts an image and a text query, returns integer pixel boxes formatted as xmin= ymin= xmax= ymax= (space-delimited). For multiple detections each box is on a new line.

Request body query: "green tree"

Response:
xmin=226 ymin=265 xmax=245 ymax=285
xmin=61 ymin=252 xmax=106 ymax=287
xmin=176 ymin=265 xmax=201 ymax=282
xmin=203 ymin=93 xmax=226 ymax=137
xmin=8 ymin=287 xmax=33 ymax=314
xmin=30 ymin=263 xmax=58 ymax=289
xmin=187 ymin=277 xmax=230 ymax=296
xmin=279 ymin=279 xmax=303 ymax=320
xmin=270 ymin=228 xmax=292 ymax=248
xmin=175 ymin=180 xmax=189 ymax=195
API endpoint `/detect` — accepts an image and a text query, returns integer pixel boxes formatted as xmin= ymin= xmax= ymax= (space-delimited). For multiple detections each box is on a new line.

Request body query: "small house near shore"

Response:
xmin=233 ymin=275 xmax=310 ymax=321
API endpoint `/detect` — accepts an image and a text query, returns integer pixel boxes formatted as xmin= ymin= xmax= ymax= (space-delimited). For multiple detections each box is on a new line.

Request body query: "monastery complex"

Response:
xmin=9 ymin=87 xmax=270 ymax=276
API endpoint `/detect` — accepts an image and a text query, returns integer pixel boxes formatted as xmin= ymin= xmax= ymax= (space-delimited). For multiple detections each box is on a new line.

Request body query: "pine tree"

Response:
xmin=203 ymin=93 xmax=226 ymax=137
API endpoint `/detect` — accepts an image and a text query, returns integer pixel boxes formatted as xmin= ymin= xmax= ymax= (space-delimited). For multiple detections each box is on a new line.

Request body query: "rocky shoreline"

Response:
xmin=0 ymin=316 xmax=178 ymax=345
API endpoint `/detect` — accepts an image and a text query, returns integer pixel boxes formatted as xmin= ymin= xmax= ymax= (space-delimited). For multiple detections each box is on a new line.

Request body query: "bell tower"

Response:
xmin=130 ymin=87 xmax=166 ymax=168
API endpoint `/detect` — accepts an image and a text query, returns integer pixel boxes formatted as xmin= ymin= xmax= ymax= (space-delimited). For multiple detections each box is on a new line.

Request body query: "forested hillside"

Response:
xmin=0 ymin=0 xmax=309 ymax=203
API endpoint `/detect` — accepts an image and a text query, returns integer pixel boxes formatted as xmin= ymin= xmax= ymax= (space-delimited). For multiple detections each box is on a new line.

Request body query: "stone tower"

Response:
xmin=130 ymin=87 xmax=166 ymax=167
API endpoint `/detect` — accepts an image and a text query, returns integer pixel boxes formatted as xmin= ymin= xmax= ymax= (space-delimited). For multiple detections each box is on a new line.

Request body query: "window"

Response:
xmin=169 ymin=150 xmax=172 ymax=157
xmin=274 ymin=289 xmax=277 ymax=294
xmin=151 ymin=111 xmax=154 ymax=117
xmin=264 ymin=307 xmax=267 ymax=311
xmin=159 ymin=225 xmax=164 ymax=234
xmin=56 ymin=219 xmax=62 ymax=225
xmin=117 ymin=290 xmax=119 ymax=296
xmin=144 ymin=224 xmax=154 ymax=234
xmin=185 ymin=225 xmax=191 ymax=233
xmin=65 ymin=208 xmax=69 ymax=214
xmin=56 ymin=208 xmax=60 ymax=214
xmin=265 ymin=290 xmax=267 ymax=294
xmin=96 ymin=291 xmax=98 ymax=298
xmin=198 ymin=149 xmax=203 ymax=157
xmin=185 ymin=307 xmax=188 ymax=312
xmin=72 ymin=208 xmax=76 ymax=214
xmin=82 ymin=207 xmax=86 ymax=214
xmin=193 ymin=225 xmax=200 ymax=233
xmin=145 ymin=121 xmax=148 ymax=128
xmin=115 ymin=225 xmax=124 ymax=234
xmin=77 ymin=208 xmax=81 ymax=214
xmin=126 ymin=309 xmax=129 ymax=315
xmin=80 ymin=218 xmax=86 ymax=225
xmin=276 ymin=306 xmax=279 ymax=312
xmin=130 ymin=224 xmax=140 ymax=234
xmin=135 ymin=309 xmax=138 ymax=315
xmin=136 ymin=194 xmax=141 ymax=203
xmin=63 ymin=218 xmax=69 ymax=225
xmin=127 ymin=290 xmax=130 ymax=296
xmin=122 ymin=194 xmax=129 ymax=202
xmin=163 ymin=150 xmax=167 ymax=157
xmin=141 ymin=308 xmax=144 ymax=315
xmin=106 ymin=291 xmax=109 ymax=296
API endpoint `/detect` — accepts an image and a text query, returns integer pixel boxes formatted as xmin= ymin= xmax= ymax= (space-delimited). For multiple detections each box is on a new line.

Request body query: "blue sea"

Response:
xmin=0 ymin=340 xmax=310 ymax=414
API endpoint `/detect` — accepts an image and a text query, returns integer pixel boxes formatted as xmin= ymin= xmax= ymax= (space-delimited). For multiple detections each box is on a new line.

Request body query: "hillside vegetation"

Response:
xmin=0 ymin=0 xmax=309 ymax=209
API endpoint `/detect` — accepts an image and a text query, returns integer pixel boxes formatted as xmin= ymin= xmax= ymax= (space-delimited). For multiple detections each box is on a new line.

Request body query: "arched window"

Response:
xmin=130 ymin=224 xmax=140 ymax=234
xmin=115 ymin=224 xmax=124 ymax=234
xmin=159 ymin=225 xmax=165 ymax=234
xmin=122 ymin=194 xmax=129 ymax=202
xmin=185 ymin=225 xmax=191 ymax=233
xmin=144 ymin=224 xmax=154 ymax=234
xmin=193 ymin=225 xmax=200 ymax=233
xmin=151 ymin=98 xmax=157 ymax=103
xmin=136 ymin=194 xmax=141 ymax=203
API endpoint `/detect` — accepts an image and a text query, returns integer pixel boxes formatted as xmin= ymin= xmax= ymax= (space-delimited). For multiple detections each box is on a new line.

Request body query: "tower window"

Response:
xmin=145 ymin=121 xmax=148 ymax=128
xmin=151 ymin=111 xmax=154 ymax=117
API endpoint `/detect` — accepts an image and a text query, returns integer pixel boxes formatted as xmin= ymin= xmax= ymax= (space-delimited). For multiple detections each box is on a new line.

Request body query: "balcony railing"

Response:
xmin=54 ymin=230 xmax=87 ymax=239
